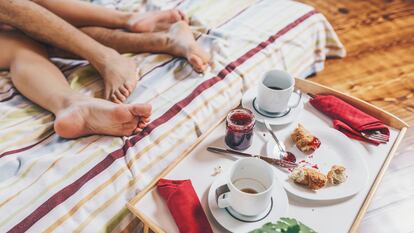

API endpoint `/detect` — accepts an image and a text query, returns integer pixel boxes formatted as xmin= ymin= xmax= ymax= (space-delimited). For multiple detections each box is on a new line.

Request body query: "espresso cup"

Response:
xmin=256 ymin=70 xmax=300 ymax=114
xmin=215 ymin=157 xmax=274 ymax=216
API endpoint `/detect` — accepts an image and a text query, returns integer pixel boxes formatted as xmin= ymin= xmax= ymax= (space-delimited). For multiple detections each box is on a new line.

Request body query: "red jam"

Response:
xmin=225 ymin=108 xmax=255 ymax=150
xmin=309 ymin=137 xmax=321 ymax=149
xmin=282 ymin=151 xmax=296 ymax=163
xmin=312 ymin=164 xmax=319 ymax=169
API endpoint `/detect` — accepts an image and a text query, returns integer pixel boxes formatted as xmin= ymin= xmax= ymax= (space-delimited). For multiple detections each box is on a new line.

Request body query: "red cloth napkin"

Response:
xmin=309 ymin=95 xmax=390 ymax=145
xmin=157 ymin=179 xmax=213 ymax=233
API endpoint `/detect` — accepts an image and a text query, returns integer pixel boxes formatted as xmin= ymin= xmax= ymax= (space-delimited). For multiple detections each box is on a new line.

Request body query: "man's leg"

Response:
xmin=0 ymin=31 xmax=151 ymax=139
xmin=30 ymin=0 xmax=210 ymax=71
xmin=32 ymin=0 xmax=188 ymax=33
xmin=0 ymin=0 xmax=141 ymax=103
xmin=79 ymin=22 xmax=210 ymax=73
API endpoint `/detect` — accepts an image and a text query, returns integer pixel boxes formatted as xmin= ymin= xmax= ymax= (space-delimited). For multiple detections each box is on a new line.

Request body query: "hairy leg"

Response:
xmin=33 ymin=0 xmax=187 ymax=33
xmin=1 ymin=0 xmax=141 ymax=103
xmin=81 ymin=22 xmax=210 ymax=73
xmin=0 ymin=31 xmax=151 ymax=139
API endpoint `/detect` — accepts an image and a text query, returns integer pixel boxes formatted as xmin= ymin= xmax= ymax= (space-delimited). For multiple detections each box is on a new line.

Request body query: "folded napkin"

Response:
xmin=309 ymin=95 xmax=389 ymax=145
xmin=157 ymin=179 xmax=213 ymax=233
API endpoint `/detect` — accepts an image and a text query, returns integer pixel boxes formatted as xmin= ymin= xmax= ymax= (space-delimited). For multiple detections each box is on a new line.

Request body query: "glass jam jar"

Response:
xmin=225 ymin=108 xmax=255 ymax=150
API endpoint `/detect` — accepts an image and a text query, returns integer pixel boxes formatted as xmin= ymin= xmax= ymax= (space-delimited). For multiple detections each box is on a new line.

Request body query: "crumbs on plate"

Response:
xmin=290 ymin=167 xmax=327 ymax=190
xmin=211 ymin=165 xmax=222 ymax=176
xmin=290 ymin=164 xmax=347 ymax=191
xmin=327 ymin=165 xmax=347 ymax=185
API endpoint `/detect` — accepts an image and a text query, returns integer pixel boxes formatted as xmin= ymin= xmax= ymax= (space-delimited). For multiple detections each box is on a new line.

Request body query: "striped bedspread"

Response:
xmin=0 ymin=0 xmax=345 ymax=232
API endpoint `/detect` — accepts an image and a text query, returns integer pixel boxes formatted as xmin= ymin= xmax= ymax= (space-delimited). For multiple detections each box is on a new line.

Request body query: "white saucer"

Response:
xmin=208 ymin=172 xmax=288 ymax=232
xmin=241 ymin=87 xmax=303 ymax=125
xmin=266 ymin=128 xmax=369 ymax=201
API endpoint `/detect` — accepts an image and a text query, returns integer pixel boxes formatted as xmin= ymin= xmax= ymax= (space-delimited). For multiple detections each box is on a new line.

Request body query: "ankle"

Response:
xmin=142 ymin=32 xmax=171 ymax=53
xmin=53 ymin=93 xmax=87 ymax=115
xmin=163 ymin=32 xmax=177 ymax=52
xmin=121 ymin=12 xmax=134 ymax=30
xmin=90 ymin=48 xmax=119 ymax=73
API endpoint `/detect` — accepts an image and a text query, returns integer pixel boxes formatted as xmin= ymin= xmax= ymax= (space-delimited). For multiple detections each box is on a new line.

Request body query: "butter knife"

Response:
xmin=207 ymin=146 xmax=297 ymax=168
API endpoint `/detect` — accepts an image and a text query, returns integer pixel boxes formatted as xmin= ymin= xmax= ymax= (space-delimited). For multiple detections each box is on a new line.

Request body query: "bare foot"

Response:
xmin=54 ymin=97 xmax=151 ymax=139
xmin=97 ymin=50 xmax=139 ymax=103
xmin=127 ymin=9 xmax=189 ymax=33
xmin=166 ymin=21 xmax=211 ymax=73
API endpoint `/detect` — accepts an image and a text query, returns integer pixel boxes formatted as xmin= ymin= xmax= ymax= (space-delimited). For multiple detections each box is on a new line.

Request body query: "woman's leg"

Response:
xmin=32 ymin=0 xmax=188 ymax=32
xmin=0 ymin=31 xmax=151 ymax=139
xmin=1 ymin=0 xmax=142 ymax=103
xmin=79 ymin=22 xmax=210 ymax=73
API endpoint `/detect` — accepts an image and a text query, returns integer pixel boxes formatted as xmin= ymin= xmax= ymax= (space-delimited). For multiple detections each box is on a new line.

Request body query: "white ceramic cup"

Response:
xmin=256 ymin=70 xmax=299 ymax=113
xmin=215 ymin=157 xmax=274 ymax=216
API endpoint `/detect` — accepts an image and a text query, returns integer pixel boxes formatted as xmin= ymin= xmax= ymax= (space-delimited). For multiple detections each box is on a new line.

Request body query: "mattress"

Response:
xmin=0 ymin=0 xmax=345 ymax=232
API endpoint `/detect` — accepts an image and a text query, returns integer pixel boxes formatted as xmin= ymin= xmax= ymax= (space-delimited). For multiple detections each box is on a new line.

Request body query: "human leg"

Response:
xmin=80 ymin=22 xmax=210 ymax=73
xmin=0 ymin=31 xmax=151 ymax=138
xmin=1 ymin=0 xmax=141 ymax=103
xmin=32 ymin=0 xmax=188 ymax=32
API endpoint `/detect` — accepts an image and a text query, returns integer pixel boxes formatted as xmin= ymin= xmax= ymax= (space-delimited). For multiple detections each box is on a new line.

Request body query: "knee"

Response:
xmin=1 ymin=31 xmax=47 ymax=62
xmin=0 ymin=31 xmax=48 ymax=71
xmin=12 ymin=32 xmax=47 ymax=58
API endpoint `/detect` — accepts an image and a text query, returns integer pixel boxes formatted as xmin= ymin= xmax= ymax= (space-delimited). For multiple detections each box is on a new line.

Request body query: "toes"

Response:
xmin=111 ymin=92 xmax=122 ymax=104
xmin=124 ymin=82 xmax=136 ymax=94
xmin=169 ymin=9 xmax=183 ymax=23
xmin=138 ymin=121 xmax=146 ymax=129
xmin=119 ymin=86 xmax=130 ymax=97
xmin=121 ymin=117 xmax=140 ymax=135
xmin=188 ymin=54 xmax=206 ymax=73
xmin=129 ymin=104 xmax=152 ymax=117
xmin=141 ymin=117 xmax=150 ymax=123
xmin=194 ymin=45 xmax=211 ymax=65
xmin=177 ymin=10 xmax=189 ymax=23
xmin=133 ymin=127 xmax=143 ymax=134
xmin=134 ymin=119 xmax=148 ymax=134
xmin=115 ymin=90 xmax=126 ymax=103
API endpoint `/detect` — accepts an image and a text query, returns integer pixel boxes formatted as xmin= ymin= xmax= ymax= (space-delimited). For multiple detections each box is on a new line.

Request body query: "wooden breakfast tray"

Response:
xmin=127 ymin=79 xmax=408 ymax=233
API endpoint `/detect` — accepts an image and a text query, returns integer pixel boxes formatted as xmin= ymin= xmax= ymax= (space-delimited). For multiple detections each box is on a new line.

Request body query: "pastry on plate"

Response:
xmin=327 ymin=165 xmax=347 ymax=185
xmin=291 ymin=124 xmax=321 ymax=154
xmin=290 ymin=167 xmax=327 ymax=190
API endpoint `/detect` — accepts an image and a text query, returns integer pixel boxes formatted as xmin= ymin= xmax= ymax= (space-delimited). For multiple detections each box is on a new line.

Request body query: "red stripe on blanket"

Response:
xmin=0 ymin=0 xmax=256 ymax=158
xmin=0 ymin=133 xmax=55 ymax=159
xmin=8 ymin=10 xmax=317 ymax=233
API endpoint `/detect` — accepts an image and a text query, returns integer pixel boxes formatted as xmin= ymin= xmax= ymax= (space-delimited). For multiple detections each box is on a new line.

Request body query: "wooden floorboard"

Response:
xmin=296 ymin=2 xmax=414 ymax=231
xmin=298 ymin=0 xmax=414 ymax=126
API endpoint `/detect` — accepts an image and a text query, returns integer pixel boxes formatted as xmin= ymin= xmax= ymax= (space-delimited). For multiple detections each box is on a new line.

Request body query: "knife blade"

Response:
xmin=206 ymin=146 xmax=297 ymax=168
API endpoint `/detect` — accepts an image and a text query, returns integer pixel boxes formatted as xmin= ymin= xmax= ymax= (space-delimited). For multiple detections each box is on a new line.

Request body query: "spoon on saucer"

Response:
xmin=263 ymin=120 xmax=296 ymax=163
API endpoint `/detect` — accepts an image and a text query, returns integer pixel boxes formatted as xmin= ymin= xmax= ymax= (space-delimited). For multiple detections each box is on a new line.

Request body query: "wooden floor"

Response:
xmin=299 ymin=0 xmax=414 ymax=126
xmin=295 ymin=2 xmax=414 ymax=231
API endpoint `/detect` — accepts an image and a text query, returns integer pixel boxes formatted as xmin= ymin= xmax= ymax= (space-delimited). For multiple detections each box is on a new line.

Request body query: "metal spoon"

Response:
xmin=263 ymin=120 xmax=297 ymax=163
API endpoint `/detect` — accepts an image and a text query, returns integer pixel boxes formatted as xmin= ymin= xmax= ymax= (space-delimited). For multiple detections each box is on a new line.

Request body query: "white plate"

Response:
xmin=266 ymin=128 xmax=369 ymax=201
xmin=241 ymin=87 xmax=303 ymax=125
xmin=208 ymin=172 xmax=288 ymax=232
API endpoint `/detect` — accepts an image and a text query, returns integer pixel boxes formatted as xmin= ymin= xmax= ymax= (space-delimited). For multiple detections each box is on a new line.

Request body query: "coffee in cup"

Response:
xmin=255 ymin=70 xmax=301 ymax=115
xmin=215 ymin=157 xmax=274 ymax=216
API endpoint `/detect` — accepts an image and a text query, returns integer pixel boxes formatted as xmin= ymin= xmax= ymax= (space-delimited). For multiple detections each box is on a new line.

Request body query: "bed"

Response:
xmin=0 ymin=0 xmax=345 ymax=232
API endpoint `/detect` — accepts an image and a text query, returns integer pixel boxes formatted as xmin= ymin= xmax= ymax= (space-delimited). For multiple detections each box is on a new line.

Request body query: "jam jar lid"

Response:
xmin=226 ymin=108 xmax=255 ymax=132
